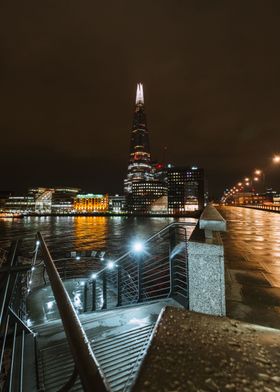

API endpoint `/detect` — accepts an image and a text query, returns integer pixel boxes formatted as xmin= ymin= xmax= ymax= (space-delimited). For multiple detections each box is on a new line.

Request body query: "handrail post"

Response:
xmin=37 ymin=232 xmax=108 ymax=392
xmin=102 ymin=271 xmax=107 ymax=310
xmin=83 ymin=282 xmax=88 ymax=313
xmin=91 ymin=280 xmax=96 ymax=311
xmin=168 ymin=227 xmax=176 ymax=297
xmin=137 ymin=256 xmax=143 ymax=303
xmin=116 ymin=265 xmax=122 ymax=307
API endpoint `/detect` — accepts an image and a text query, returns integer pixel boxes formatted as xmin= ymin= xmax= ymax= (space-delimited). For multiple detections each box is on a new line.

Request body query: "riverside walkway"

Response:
xmin=218 ymin=206 xmax=280 ymax=329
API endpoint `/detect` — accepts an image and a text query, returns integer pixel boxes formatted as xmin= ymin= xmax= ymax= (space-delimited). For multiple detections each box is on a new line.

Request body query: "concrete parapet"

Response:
xmin=188 ymin=204 xmax=226 ymax=316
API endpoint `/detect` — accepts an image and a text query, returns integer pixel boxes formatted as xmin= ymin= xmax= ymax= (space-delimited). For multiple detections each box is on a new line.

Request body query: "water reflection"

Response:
xmin=0 ymin=216 xmax=194 ymax=259
xmin=74 ymin=216 xmax=109 ymax=251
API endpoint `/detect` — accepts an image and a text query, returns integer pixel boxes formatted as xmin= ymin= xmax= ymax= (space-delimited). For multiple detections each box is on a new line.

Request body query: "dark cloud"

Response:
xmin=0 ymin=0 xmax=280 ymax=197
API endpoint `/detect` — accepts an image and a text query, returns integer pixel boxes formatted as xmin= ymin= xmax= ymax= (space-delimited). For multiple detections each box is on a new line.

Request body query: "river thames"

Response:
xmin=0 ymin=215 xmax=196 ymax=258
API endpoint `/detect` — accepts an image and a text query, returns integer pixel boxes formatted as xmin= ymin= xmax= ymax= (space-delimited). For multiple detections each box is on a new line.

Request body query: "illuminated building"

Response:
xmin=31 ymin=188 xmax=54 ymax=213
xmin=167 ymin=166 xmax=205 ymax=213
xmin=4 ymin=187 xmax=81 ymax=214
xmin=0 ymin=191 xmax=11 ymax=211
xmin=51 ymin=188 xmax=80 ymax=213
xmin=127 ymin=182 xmax=168 ymax=213
xmin=74 ymin=194 xmax=109 ymax=212
xmin=109 ymin=195 xmax=126 ymax=213
xmin=124 ymin=83 xmax=154 ymax=194
xmin=5 ymin=195 xmax=36 ymax=213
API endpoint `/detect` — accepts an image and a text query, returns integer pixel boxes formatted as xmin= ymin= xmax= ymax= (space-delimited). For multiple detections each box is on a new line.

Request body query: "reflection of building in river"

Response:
xmin=74 ymin=216 xmax=109 ymax=251
xmin=74 ymin=194 xmax=109 ymax=213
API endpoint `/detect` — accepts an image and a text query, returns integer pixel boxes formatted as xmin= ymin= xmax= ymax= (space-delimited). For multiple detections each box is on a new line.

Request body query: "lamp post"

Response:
xmin=131 ymin=241 xmax=145 ymax=303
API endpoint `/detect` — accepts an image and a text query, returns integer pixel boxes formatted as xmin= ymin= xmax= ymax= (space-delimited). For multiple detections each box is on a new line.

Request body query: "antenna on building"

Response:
xmin=136 ymin=83 xmax=144 ymax=104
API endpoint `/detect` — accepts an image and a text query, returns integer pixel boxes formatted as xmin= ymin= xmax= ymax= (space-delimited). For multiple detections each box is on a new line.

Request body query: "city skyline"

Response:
xmin=0 ymin=1 xmax=280 ymax=198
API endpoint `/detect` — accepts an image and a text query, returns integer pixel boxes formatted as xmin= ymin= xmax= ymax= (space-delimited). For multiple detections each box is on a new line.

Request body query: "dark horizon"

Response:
xmin=1 ymin=1 xmax=280 ymax=198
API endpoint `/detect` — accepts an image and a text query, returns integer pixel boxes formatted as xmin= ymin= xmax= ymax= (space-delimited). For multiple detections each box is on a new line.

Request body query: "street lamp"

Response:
xmin=131 ymin=240 xmax=145 ymax=254
xmin=107 ymin=261 xmax=114 ymax=270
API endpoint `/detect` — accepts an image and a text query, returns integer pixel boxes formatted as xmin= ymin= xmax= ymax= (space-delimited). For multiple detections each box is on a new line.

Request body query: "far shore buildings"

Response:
xmin=74 ymin=194 xmax=109 ymax=213
xmin=1 ymin=83 xmax=206 ymax=216
xmin=124 ymin=83 xmax=205 ymax=214
xmin=3 ymin=188 xmax=80 ymax=214
xmin=1 ymin=189 xmax=126 ymax=214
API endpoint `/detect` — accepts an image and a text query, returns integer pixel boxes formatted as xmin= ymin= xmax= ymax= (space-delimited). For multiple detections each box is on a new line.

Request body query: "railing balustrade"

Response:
xmin=233 ymin=204 xmax=280 ymax=213
xmin=82 ymin=222 xmax=195 ymax=312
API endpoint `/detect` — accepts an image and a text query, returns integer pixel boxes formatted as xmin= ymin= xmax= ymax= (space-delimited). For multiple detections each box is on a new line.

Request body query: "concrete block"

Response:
xmin=188 ymin=228 xmax=226 ymax=316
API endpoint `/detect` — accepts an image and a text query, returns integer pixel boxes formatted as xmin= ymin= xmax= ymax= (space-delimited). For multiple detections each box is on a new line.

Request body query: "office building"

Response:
xmin=74 ymin=194 xmax=109 ymax=212
xmin=124 ymin=83 xmax=154 ymax=194
xmin=167 ymin=166 xmax=204 ymax=213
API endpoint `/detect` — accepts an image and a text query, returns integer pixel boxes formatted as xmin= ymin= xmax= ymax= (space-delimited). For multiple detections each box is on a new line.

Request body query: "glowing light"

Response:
xmin=255 ymin=170 xmax=261 ymax=175
xmin=244 ymin=177 xmax=250 ymax=182
xmin=76 ymin=256 xmax=81 ymax=261
xmin=253 ymin=177 xmax=259 ymax=181
xmin=47 ymin=301 xmax=54 ymax=310
xmin=29 ymin=280 xmax=32 ymax=284
xmin=132 ymin=241 xmax=144 ymax=253
xmin=36 ymin=240 xmax=40 ymax=246
xmin=273 ymin=155 xmax=280 ymax=163
xmin=107 ymin=261 xmax=114 ymax=269
xmin=238 ymin=182 xmax=242 ymax=186
xmin=91 ymin=273 xmax=97 ymax=280
xmin=136 ymin=83 xmax=144 ymax=104
xmin=80 ymin=281 xmax=85 ymax=286
xmin=31 ymin=266 xmax=35 ymax=271
xmin=74 ymin=194 xmax=109 ymax=213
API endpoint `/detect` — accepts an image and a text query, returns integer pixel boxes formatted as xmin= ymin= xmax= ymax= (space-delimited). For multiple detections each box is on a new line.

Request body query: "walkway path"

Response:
xmin=219 ymin=206 xmax=280 ymax=329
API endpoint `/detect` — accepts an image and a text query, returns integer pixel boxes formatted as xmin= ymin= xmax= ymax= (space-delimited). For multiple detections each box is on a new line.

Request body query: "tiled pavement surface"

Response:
xmin=218 ymin=206 xmax=280 ymax=329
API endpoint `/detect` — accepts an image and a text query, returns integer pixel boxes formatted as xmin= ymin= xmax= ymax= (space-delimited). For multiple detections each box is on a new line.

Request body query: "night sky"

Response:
xmin=1 ymin=0 xmax=280 ymax=198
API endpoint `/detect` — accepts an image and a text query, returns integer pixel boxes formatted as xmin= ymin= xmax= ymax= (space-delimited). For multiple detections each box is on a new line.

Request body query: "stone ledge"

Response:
xmin=132 ymin=306 xmax=280 ymax=392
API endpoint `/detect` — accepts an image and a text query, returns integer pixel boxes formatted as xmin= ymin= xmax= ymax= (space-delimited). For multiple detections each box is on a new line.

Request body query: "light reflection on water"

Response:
xmin=0 ymin=216 xmax=196 ymax=258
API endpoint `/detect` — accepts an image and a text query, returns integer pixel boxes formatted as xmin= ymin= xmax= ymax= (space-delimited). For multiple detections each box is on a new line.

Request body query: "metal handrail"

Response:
xmin=94 ymin=221 xmax=195 ymax=277
xmin=83 ymin=222 xmax=192 ymax=312
xmin=36 ymin=232 xmax=109 ymax=392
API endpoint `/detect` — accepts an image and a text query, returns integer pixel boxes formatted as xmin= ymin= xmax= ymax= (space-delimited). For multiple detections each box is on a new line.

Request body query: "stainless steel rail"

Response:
xmin=37 ymin=231 xmax=109 ymax=392
xmin=84 ymin=221 xmax=195 ymax=312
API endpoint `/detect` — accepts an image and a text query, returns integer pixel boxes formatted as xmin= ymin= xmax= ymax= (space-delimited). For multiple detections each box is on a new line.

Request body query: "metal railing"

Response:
xmin=82 ymin=222 xmax=195 ymax=312
xmin=0 ymin=240 xmax=34 ymax=392
xmin=37 ymin=232 xmax=108 ymax=392
xmin=0 ymin=247 xmax=8 ymax=267
xmin=237 ymin=204 xmax=280 ymax=213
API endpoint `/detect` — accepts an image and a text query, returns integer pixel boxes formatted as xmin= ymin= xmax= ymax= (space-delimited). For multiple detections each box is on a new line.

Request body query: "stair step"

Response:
xmin=38 ymin=321 xmax=155 ymax=391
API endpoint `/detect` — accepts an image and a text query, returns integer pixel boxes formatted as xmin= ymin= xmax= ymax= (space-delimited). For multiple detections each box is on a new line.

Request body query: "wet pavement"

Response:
xmin=26 ymin=279 xmax=87 ymax=326
xmin=218 ymin=206 xmax=280 ymax=329
xmin=133 ymin=306 xmax=280 ymax=392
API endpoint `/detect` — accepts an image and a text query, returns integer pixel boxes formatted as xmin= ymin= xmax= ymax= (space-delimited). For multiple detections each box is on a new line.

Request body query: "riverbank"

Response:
xmin=0 ymin=211 xmax=201 ymax=219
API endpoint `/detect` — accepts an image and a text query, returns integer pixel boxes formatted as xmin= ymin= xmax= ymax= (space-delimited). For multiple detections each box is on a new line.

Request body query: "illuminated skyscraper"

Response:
xmin=124 ymin=83 xmax=154 ymax=194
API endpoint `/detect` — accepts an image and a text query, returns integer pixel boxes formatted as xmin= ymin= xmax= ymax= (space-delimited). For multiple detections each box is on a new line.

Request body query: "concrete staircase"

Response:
xmin=28 ymin=301 xmax=175 ymax=391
